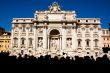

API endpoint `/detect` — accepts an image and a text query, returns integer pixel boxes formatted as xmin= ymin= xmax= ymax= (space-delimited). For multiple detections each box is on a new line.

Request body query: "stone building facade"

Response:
xmin=102 ymin=29 xmax=110 ymax=48
xmin=10 ymin=2 xmax=109 ymax=58
xmin=0 ymin=32 xmax=11 ymax=52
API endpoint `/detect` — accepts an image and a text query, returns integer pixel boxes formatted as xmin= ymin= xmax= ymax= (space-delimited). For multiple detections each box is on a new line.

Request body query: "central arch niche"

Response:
xmin=49 ymin=29 xmax=61 ymax=50
xmin=50 ymin=29 xmax=60 ymax=36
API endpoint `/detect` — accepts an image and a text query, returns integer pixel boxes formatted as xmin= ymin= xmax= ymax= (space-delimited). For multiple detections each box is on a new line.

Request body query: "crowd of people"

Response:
xmin=0 ymin=51 xmax=110 ymax=64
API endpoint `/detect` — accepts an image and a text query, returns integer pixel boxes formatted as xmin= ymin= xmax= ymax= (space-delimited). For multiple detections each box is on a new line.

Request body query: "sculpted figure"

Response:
xmin=39 ymin=38 xmax=42 ymax=47
xmin=67 ymin=39 xmax=72 ymax=48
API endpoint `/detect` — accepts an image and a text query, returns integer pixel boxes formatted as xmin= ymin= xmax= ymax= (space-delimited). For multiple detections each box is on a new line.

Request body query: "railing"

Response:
xmin=13 ymin=45 xmax=18 ymax=48
xmin=20 ymin=45 xmax=26 ymax=48
xmin=94 ymin=46 xmax=99 ymax=50
xmin=85 ymin=46 xmax=91 ymax=50
xmin=77 ymin=46 xmax=82 ymax=50
xmin=21 ymin=32 xmax=26 ymax=36
xmin=28 ymin=45 xmax=33 ymax=48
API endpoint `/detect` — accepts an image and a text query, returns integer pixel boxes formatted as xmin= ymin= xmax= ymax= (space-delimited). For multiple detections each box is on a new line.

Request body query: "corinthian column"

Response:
xmin=62 ymin=24 xmax=66 ymax=50
xmin=43 ymin=23 xmax=47 ymax=49
xmin=18 ymin=25 xmax=21 ymax=49
xmin=72 ymin=23 xmax=77 ymax=50
xmin=82 ymin=25 xmax=86 ymax=50
xmin=90 ymin=27 xmax=93 ymax=50
xmin=98 ymin=27 xmax=102 ymax=49
xmin=10 ymin=24 xmax=14 ymax=50
xmin=26 ymin=25 xmax=29 ymax=49
xmin=33 ymin=23 xmax=37 ymax=50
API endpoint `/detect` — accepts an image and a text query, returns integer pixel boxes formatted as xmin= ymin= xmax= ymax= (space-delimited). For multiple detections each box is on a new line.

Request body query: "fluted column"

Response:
xmin=33 ymin=23 xmax=37 ymax=50
xmin=10 ymin=24 xmax=14 ymax=50
xmin=72 ymin=23 xmax=77 ymax=50
xmin=98 ymin=28 xmax=102 ymax=49
xmin=82 ymin=26 xmax=86 ymax=50
xmin=90 ymin=27 xmax=93 ymax=50
xmin=60 ymin=37 xmax=62 ymax=50
xmin=43 ymin=23 xmax=47 ymax=49
xmin=62 ymin=24 xmax=66 ymax=50
xmin=48 ymin=36 xmax=50 ymax=49
xmin=18 ymin=25 xmax=21 ymax=49
xmin=26 ymin=25 xmax=29 ymax=49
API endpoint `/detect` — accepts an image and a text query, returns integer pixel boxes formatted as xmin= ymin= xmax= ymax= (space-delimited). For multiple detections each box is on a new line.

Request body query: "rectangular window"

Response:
xmin=104 ymin=37 xmax=105 ymax=40
xmin=21 ymin=38 xmax=25 ymax=45
xmin=107 ymin=37 xmax=109 ymax=40
xmin=103 ymin=30 xmax=105 ymax=34
xmin=14 ymin=38 xmax=18 ymax=45
xmin=22 ymin=40 xmax=25 ymax=45
xmin=5 ymin=45 xmax=6 ymax=48
xmin=106 ymin=30 xmax=109 ymax=34
xmin=29 ymin=38 xmax=33 ymax=46
xmin=95 ymin=40 xmax=98 ymax=47
xmin=78 ymin=41 xmax=81 ymax=47
xmin=108 ymin=44 xmax=109 ymax=47
xmin=87 ymin=41 xmax=89 ymax=47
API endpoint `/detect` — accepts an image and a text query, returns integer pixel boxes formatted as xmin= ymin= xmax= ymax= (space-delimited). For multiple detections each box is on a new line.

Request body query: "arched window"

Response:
xmin=86 ymin=39 xmax=90 ymax=47
xmin=14 ymin=38 xmax=18 ymax=45
xmin=94 ymin=39 xmax=98 ymax=47
xmin=29 ymin=38 xmax=33 ymax=46
xmin=77 ymin=39 xmax=82 ymax=47
xmin=21 ymin=38 xmax=25 ymax=45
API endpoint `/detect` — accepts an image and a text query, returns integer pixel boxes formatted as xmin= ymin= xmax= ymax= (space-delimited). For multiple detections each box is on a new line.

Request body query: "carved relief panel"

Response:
xmin=38 ymin=37 xmax=43 ymax=48
xmin=66 ymin=27 xmax=72 ymax=35
xmin=37 ymin=28 xmax=43 ymax=35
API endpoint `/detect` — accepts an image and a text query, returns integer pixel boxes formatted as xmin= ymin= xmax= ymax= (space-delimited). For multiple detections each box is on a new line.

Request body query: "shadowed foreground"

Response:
xmin=0 ymin=52 xmax=110 ymax=64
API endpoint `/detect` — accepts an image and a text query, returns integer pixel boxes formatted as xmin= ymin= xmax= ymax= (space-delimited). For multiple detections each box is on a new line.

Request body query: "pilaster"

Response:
xmin=62 ymin=23 xmax=66 ymax=50
xmin=72 ymin=23 xmax=77 ymax=50
xmin=10 ymin=24 xmax=14 ymax=50
xmin=18 ymin=25 xmax=21 ymax=49
xmin=33 ymin=23 xmax=37 ymax=50
xmin=26 ymin=25 xmax=29 ymax=49
xmin=43 ymin=23 xmax=47 ymax=49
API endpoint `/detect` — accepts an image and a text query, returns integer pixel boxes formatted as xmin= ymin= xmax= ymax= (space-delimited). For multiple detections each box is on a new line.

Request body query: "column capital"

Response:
xmin=12 ymin=27 xmax=15 ymax=29
xmin=62 ymin=25 xmax=67 ymax=29
xmin=34 ymin=22 xmax=37 ymax=25
xmin=43 ymin=23 xmax=48 ymax=29
xmin=19 ymin=27 xmax=22 ymax=29
xmin=26 ymin=26 xmax=30 ymax=29
xmin=33 ymin=26 xmax=37 ymax=29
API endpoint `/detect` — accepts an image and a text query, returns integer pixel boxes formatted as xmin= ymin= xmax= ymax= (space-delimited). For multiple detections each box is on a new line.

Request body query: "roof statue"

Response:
xmin=49 ymin=2 xmax=61 ymax=13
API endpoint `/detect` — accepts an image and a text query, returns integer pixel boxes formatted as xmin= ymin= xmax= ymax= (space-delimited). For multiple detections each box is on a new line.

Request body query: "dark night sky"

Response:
xmin=0 ymin=0 xmax=110 ymax=31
